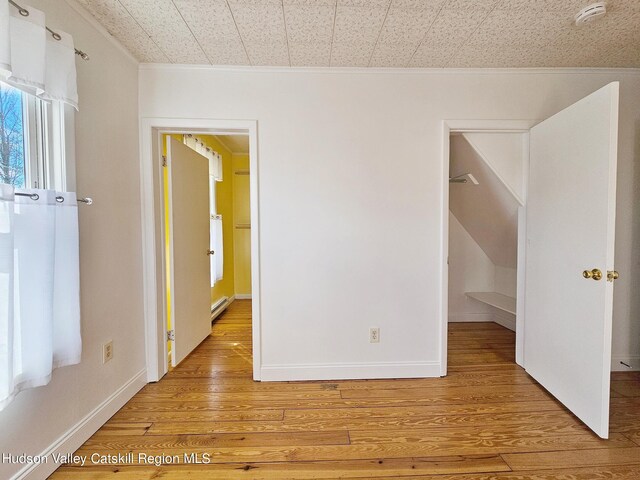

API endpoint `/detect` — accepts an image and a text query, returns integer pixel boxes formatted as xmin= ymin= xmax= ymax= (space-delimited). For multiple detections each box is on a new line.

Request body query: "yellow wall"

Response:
xmin=200 ymin=136 xmax=236 ymax=304
xmin=232 ymin=154 xmax=252 ymax=295
xmin=163 ymin=135 xmax=250 ymax=337
xmin=162 ymin=135 xmax=173 ymax=356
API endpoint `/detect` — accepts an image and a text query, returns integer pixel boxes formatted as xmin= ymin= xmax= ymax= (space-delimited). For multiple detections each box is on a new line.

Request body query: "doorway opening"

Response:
xmin=441 ymin=83 xmax=620 ymax=440
xmin=140 ymin=118 xmax=261 ymax=383
xmin=162 ymin=133 xmax=252 ymax=371
xmin=446 ymin=131 xmax=527 ymax=371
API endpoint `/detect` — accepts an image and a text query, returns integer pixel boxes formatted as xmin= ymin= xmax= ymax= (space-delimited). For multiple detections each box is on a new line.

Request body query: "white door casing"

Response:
xmin=524 ymin=82 xmax=619 ymax=438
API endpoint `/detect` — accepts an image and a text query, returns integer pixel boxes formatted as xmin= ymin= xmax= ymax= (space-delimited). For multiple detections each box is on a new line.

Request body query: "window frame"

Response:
xmin=2 ymin=81 xmax=73 ymax=191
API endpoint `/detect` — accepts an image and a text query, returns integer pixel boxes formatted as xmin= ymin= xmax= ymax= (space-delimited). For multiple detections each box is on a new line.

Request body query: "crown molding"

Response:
xmin=64 ymin=0 xmax=139 ymax=65
xmin=139 ymin=63 xmax=640 ymax=76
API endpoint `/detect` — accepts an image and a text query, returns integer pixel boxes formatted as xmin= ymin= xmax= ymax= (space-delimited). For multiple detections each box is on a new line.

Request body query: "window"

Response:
xmin=0 ymin=81 xmax=71 ymax=191
xmin=0 ymin=82 xmax=27 ymax=187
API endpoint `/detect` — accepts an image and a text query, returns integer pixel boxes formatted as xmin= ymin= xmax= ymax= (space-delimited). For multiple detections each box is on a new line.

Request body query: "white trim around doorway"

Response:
xmin=440 ymin=119 xmax=537 ymax=376
xmin=139 ymin=118 xmax=261 ymax=382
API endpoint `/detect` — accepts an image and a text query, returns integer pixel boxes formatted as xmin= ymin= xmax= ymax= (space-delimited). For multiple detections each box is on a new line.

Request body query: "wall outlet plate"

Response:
xmin=370 ymin=327 xmax=380 ymax=343
xmin=103 ymin=341 xmax=113 ymax=363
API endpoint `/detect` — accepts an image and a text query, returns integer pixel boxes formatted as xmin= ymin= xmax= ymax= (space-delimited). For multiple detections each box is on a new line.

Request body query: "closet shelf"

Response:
xmin=465 ymin=292 xmax=516 ymax=315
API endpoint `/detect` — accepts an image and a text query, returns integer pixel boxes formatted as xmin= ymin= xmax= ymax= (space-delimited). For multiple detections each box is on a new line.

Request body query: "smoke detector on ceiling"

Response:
xmin=575 ymin=2 xmax=607 ymax=26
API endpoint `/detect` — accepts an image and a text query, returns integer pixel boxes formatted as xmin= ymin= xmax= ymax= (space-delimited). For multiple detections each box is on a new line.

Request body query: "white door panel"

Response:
xmin=167 ymin=137 xmax=212 ymax=366
xmin=525 ymin=83 xmax=619 ymax=438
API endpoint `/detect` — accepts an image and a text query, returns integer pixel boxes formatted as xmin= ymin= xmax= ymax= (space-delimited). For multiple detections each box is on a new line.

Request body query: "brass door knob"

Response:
xmin=607 ymin=270 xmax=619 ymax=282
xmin=583 ymin=268 xmax=603 ymax=281
xmin=207 ymin=250 xmax=215 ymax=256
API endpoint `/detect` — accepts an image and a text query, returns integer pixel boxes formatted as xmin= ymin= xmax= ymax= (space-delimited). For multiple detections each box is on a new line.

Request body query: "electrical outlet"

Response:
xmin=370 ymin=327 xmax=380 ymax=343
xmin=103 ymin=341 xmax=113 ymax=364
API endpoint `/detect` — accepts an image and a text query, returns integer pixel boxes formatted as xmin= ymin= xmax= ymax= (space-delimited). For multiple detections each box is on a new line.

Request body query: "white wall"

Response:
xmin=450 ymin=135 xmax=520 ymax=268
xmin=0 ymin=2 xmax=145 ymax=479
xmin=463 ymin=132 xmax=526 ymax=203
xmin=139 ymin=66 xmax=640 ymax=376
xmin=448 ymin=213 xmax=495 ymax=322
xmin=495 ymin=267 xmax=517 ymax=298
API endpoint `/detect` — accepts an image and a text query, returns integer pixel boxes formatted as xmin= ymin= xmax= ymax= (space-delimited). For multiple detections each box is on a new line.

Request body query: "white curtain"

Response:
xmin=211 ymin=216 xmax=223 ymax=285
xmin=0 ymin=2 xmax=78 ymax=108
xmin=0 ymin=2 xmax=11 ymax=78
xmin=183 ymin=135 xmax=224 ymax=286
xmin=0 ymin=186 xmax=81 ymax=411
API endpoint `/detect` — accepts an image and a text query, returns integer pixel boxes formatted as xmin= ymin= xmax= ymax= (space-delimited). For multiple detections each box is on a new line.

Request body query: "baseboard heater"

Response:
xmin=211 ymin=296 xmax=231 ymax=322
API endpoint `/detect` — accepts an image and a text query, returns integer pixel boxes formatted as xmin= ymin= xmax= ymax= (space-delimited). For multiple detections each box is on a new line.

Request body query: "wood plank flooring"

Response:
xmin=50 ymin=300 xmax=640 ymax=479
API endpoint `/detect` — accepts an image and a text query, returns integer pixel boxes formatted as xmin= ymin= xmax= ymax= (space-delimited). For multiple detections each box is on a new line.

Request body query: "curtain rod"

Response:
xmin=15 ymin=192 xmax=93 ymax=205
xmin=8 ymin=0 xmax=90 ymax=60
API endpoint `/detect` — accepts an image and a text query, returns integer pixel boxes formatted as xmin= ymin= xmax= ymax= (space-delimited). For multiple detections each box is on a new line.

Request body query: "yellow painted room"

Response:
xmin=162 ymin=134 xmax=251 ymax=366
xmin=1 ymin=1 xmax=640 ymax=479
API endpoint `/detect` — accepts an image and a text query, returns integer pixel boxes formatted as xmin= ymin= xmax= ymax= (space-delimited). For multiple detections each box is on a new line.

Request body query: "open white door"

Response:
xmin=167 ymin=137 xmax=212 ymax=367
xmin=525 ymin=83 xmax=619 ymax=438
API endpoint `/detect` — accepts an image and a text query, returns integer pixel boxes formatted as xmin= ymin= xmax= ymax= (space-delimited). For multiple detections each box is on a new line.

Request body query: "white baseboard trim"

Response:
xmin=448 ymin=313 xmax=494 ymax=323
xmin=12 ymin=368 xmax=147 ymax=480
xmin=260 ymin=361 xmax=441 ymax=381
xmin=234 ymin=294 xmax=252 ymax=300
xmin=612 ymin=355 xmax=640 ymax=372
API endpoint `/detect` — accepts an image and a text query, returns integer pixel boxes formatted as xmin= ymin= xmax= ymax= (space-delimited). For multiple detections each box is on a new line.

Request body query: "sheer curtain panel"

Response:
xmin=0 ymin=2 xmax=11 ymax=77
xmin=0 ymin=185 xmax=81 ymax=410
xmin=183 ymin=135 xmax=224 ymax=285
xmin=1 ymin=2 xmax=78 ymax=108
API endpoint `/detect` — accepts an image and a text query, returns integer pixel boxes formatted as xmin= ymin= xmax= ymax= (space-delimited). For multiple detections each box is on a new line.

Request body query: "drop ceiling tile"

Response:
xmin=495 ymin=0 xmax=640 ymax=12
xmin=420 ymin=7 xmax=488 ymax=47
xmin=333 ymin=6 xmax=388 ymax=44
xmin=611 ymin=0 xmax=640 ymax=12
xmin=289 ymin=42 xmax=332 ymax=65
xmin=468 ymin=10 xmax=571 ymax=45
xmin=571 ymin=9 xmax=640 ymax=45
xmin=448 ymin=45 xmax=545 ymax=67
xmin=245 ymin=42 xmax=290 ymax=66
xmin=227 ymin=0 xmax=283 ymax=5
xmin=284 ymin=0 xmax=337 ymax=4
xmin=201 ymin=42 xmax=250 ymax=66
xmin=391 ymin=0 xmax=447 ymax=9
xmin=76 ymin=0 xmax=169 ymax=62
xmin=449 ymin=40 xmax=616 ymax=68
xmin=444 ymin=0 xmax=500 ymax=9
xmin=79 ymin=0 xmax=640 ymax=67
xmin=118 ymin=0 xmax=209 ymax=64
xmin=369 ymin=42 xmax=416 ymax=66
xmin=173 ymin=0 xmax=240 ymax=44
xmin=410 ymin=43 xmax=456 ymax=67
xmin=230 ymin=4 xmax=288 ymax=44
xmin=284 ymin=5 xmax=336 ymax=43
xmin=339 ymin=0 xmax=391 ymax=7
xmin=331 ymin=41 xmax=376 ymax=66
xmin=378 ymin=8 xmax=440 ymax=44
xmin=599 ymin=43 xmax=640 ymax=67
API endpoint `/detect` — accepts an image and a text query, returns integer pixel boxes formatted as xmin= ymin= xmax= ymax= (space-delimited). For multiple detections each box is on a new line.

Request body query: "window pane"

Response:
xmin=0 ymin=82 xmax=26 ymax=188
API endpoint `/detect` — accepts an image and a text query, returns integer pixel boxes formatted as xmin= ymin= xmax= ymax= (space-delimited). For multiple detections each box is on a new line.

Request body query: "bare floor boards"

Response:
xmin=50 ymin=300 xmax=640 ymax=479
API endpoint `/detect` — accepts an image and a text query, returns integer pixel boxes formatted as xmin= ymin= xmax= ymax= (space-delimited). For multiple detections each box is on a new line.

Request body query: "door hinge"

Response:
xmin=167 ymin=330 xmax=175 ymax=341
xmin=162 ymin=155 xmax=167 ymax=167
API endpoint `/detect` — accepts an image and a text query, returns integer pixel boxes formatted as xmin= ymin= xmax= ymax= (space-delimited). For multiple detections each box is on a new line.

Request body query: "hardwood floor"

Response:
xmin=50 ymin=300 xmax=640 ymax=479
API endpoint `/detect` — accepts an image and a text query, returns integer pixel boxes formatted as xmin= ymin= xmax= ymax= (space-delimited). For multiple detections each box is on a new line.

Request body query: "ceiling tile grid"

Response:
xmin=117 ymin=0 xmax=210 ymax=63
xmin=76 ymin=0 xmax=169 ymax=62
xmin=77 ymin=0 xmax=640 ymax=68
